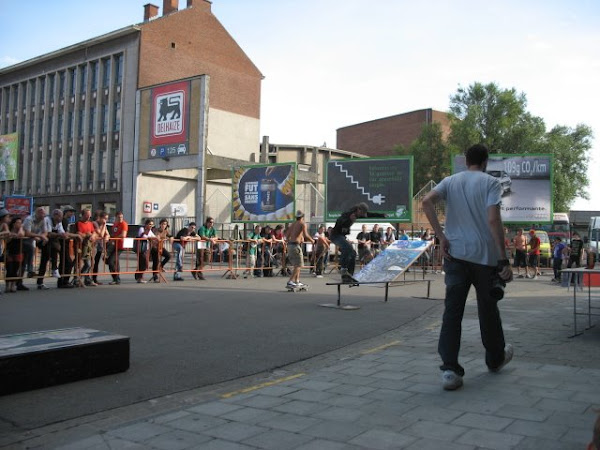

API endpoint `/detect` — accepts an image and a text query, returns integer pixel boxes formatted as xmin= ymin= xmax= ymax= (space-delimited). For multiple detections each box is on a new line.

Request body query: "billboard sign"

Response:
xmin=326 ymin=157 xmax=412 ymax=222
xmin=0 ymin=133 xmax=19 ymax=181
xmin=232 ymin=163 xmax=296 ymax=222
xmin=149 ymin=80 xmax=190 ymax=158
xmin=453 ymin=154 xmax=552 ymax=223
xmin=4 ymin=195 xmax=33 ymax=217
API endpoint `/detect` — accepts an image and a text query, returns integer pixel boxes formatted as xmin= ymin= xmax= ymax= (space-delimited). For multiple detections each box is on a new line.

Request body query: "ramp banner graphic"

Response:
xmin=326 ymin=157 xmax=412 ymax=222
xmin=453 ymin=154 xmax=552 ymax=223
xmin=232 ymin=163 xmax=296 ymax=222
xmin=0 ymin=133 xmax=19 ymax=181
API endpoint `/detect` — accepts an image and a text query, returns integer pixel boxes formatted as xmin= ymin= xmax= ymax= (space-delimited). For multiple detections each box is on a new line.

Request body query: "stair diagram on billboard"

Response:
xmin=333 ymin=162 xmax=386 ymax=205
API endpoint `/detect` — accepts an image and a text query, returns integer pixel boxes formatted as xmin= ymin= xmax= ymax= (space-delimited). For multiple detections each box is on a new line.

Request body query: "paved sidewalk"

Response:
xmin=2 ymin=276 xmax=599 ymax=449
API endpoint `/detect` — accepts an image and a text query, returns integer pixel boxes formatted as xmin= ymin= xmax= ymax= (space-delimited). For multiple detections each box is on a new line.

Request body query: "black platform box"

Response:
xmin=0 ymin=327 xmax=130 ymax=396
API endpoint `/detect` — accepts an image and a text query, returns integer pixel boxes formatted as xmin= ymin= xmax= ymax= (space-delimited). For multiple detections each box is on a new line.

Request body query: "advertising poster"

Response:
xmin=326 ymin=157 xmax=412 ymax=222
xmin=0 ymin=133 xmax=19 ymax=181
xmin=149 ymin=80 xmax=190 ymax=159
xmin=453 ymin=154 xmax=552 ymax=223
xmin=231 ymin=163 xmax=296 ymax=222
xmin=4 ymin=196 xmax=33 ymax=217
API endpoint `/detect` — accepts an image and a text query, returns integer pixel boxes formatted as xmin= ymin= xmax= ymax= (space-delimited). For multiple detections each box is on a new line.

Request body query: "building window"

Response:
xmin=91 ymin=61 xmax=98 ymax=91
xmin=101 ymin=104 xmax=108 ymax=134
xmin=78 ymin=110 xmax=85 ymax=137
xmin=89 ymin=107 xmax=96 ymax=135
xmin=115 ymin=54 xmax=123 ymax=85
xmin=30 ymin=80 xmax=36 ymax=106
xmin=12 ymin=85 xmax=18 ymax=112
xmin=69 ymin=69 xmax=76 ymax=96
xmin=67 ymin=111 xmax=73 ymax=139
xmin=47 ymin=115 xmax=53 ymax=144
xmin=59 ymin=71 xmax=66 ymax=98
xmin=29 ymin=119 xmax=34 ymax=146
xmin=49 ymin=74 xmax=55 ymax=103
xmin=113 ymin=101 xmax=121 ymax=132
xmin=37 ymin=118 xmax=43 ymax=144
xmin=102 ymin=58 xmax=111 ymax=88
xmin=39 ymin=77 xmax=45 ymax=104
xmin=58 ymin=113 xmax=63 ymax=141
xmin=79 ymin=65 xmax=87 ymax=93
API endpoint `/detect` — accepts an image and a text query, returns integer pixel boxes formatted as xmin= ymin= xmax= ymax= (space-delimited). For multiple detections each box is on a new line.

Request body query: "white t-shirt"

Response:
xmin=433 ymin=170 xmax=502 ymax=266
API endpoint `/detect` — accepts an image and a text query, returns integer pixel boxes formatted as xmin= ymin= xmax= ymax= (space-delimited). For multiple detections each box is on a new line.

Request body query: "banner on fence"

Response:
xmin=326 ymin=157 xmax=412 ymax=222
xmin=231 ymin=163 xmax=296 ymax=222
xmin=0 ymin=133 xmax=18 ymax=181
xmin=453 ymin=154 xmax=553 ymax=223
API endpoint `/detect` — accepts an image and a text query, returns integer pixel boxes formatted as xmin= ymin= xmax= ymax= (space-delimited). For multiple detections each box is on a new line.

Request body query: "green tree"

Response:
xmin=447 ymin=82 xmax=593 ymax=209
xmin=544 ymin=124 xmax=593 ymax=211
xmin=395 ymin=122 xmax=450 ymax=193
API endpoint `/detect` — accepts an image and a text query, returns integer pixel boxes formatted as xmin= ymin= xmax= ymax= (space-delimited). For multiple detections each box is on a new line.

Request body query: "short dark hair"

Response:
xmin=465 ymin=144 xmax=489 ymax=167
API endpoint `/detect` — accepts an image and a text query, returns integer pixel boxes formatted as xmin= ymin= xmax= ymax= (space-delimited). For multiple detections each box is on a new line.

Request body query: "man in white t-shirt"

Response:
xmin=422 ymin=144 xmax=513 ymax=391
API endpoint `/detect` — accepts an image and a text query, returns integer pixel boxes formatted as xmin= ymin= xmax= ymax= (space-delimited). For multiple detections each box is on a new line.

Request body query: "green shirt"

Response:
xmin=248 ymin=232 xmax=260 ymax=255
xmin=199 ymin=225 xmax=216 ymax=239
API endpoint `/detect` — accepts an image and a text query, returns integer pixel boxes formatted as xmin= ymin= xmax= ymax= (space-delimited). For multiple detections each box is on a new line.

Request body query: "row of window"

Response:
xmin=0 ymin=54 xmax=123 ymax=113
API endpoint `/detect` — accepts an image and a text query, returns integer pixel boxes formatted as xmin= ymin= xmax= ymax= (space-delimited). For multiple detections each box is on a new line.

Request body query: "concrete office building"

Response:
xmin=0 ymin=0 xmax=262 ymax=223
xmin=336 ymin=108 xmax=451 ymax=156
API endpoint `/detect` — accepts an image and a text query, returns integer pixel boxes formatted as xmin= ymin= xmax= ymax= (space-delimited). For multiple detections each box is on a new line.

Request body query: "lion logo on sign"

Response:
xmin=157 ymin=97 xmax=181 ymax=121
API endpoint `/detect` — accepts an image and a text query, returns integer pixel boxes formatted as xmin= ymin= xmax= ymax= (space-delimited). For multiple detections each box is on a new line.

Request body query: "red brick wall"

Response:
xmin=336 ymin=109 xmax=451 ymax=156
xmin=138 ymin=3 xmax=262 ymax=119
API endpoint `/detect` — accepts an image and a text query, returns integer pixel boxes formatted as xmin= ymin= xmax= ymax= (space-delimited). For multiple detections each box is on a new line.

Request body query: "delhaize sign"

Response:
xmin=149 ymin=80 xmax=190 ymax=158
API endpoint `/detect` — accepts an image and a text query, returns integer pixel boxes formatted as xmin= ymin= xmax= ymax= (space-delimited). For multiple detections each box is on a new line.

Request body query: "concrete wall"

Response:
xmin=207 ymin=107 xmax=260 ymax=160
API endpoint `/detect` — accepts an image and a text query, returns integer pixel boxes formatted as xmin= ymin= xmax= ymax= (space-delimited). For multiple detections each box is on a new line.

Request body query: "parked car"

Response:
xmin=486 ymin=170 xmax=512 ymax=195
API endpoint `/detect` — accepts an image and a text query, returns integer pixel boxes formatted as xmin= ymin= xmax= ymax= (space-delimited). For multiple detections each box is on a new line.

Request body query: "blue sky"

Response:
xmin=1 ymin=0 xmax=599 ymax=210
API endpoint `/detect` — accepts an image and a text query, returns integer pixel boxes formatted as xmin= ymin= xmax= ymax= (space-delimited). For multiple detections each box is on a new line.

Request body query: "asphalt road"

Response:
xmin=0 ymin=273 xmax=441 ymax=431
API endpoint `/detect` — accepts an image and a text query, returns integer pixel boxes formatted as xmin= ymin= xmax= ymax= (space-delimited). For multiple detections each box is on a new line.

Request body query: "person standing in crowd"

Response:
xmin=151 ymin=219 xmax=172 ymax=282
xmin=284 ymin=210 xmax=314 ymax=289
xmin=46 ymin=209 xmax=65 ymax=280
xmin=5 ymin=216 xmax=26 ymax=293
xmin=312 ymin=224 xmax=330 ymax=278
xmin=106 ymin=211 xmax=128 ymax=285
xmin=0 ymin=209 xmax=12 ymax=274
xmin=271 ymin=224 xmax=286 ymax=269
xmin=370 ymin=224 xmax=383 ymax=257
xmin=195 ymin=217 xmax=217 ymax=280
xmin=551 ymin=236 xmax=567 ymax=283
xmin=568 ymin=232 xmax=585 ymax=285
xmin=422 ymin=143 xmax=513 ymax=391
xmin=398 ymin=229 xmax=409 ymax=241
xmin=260 ymin=225 xmax=274 ymax=277
xmin=356 ymin=224 xmax=373 ymax=265
xmin=384 ymin=226 xmax=397 ymax=247
xmin=58 ymin=205 xmax=81 ymax=289
xmin=22 ymin=206 xmax=49 ymax=279
xmin=35 ymin=208 xmax=55 ymax=290
xmin=172 ymin=222 xmax=199 ymax=281
xmin=526 ymin=229 xmax=541 ymax=279
xmin=92 ymin=210 xmax=110 ymax=285
xmin=135 ymin=219 xmax=156 ymax=283
xmin=75 ymin=208 xmax=97 ymax=287
xmin=244 ymin=224 xmax=262 ymax=278
xmin=329 ymin=202 xmax=385 ymax=283
xmin=512 ymin=228 xmax=527 ymax=278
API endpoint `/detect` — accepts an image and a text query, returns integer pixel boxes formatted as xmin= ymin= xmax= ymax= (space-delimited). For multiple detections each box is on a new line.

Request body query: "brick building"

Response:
xmin=0 ymin=0 xmax=262 ymax=223
xmin=336 ymin=108 xmax=451 ymax=156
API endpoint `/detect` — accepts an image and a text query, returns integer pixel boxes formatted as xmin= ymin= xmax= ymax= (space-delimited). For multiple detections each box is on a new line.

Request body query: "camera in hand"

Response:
xmin=490 ymin=274 xmax=506 ymax=301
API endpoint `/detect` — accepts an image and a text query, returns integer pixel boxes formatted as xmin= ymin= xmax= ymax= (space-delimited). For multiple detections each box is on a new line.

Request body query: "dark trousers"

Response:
xmin=151 ymin=248 xmax=170 ymax=277
xmin=93 ymin=243 xmax=103 ymax=282
xmin=135 ymin=251 xmax=149 ymax=280
xmin=552 ymin=257 xmax=563 ymax=280
xmin=330 ymin=234 xmax=356 ymax=274
xmin=106 ymin=243 xmax=121 ymax=282
xmin=58 ymin=241 xmax=75 ymax=287
xmin=36 ymin=242 xmax=52 ymax=285
xmin=438 ymin=257 xmax=506 ymax=376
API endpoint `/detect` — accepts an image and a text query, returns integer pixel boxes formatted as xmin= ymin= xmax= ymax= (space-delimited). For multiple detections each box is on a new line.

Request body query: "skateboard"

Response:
xmin=341 ymin=273 xmax=359 ymax=285
xmin=287 ymin=284 xmax=309 ymax=292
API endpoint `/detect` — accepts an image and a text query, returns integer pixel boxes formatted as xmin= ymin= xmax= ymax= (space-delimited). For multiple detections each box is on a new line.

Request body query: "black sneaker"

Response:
xmin=17 ymin=284 xmax=30 ymax=291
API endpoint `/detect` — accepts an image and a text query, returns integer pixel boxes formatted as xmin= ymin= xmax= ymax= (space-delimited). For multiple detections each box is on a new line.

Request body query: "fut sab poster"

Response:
xmin=231 ymin=163 xmax=296 ymax=222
